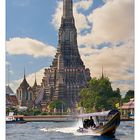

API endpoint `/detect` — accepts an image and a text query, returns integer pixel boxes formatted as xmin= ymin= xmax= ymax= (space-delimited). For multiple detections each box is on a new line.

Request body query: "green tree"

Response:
xmin=6 ymin=107 xmax=18 ymax=115
xmin=49 ymin=100 xmax=64 ymax=109
xmin=123 ymin=90 xmax=134 ymax=103
xmin=113 ymin=88 xmax=121 ymax=104
xmin=79 ymin=77 xmax=121 ymax=112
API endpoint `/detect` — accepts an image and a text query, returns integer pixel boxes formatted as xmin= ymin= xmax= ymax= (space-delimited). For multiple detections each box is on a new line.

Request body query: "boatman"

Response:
xmin=89 ymin=116 xmax=96 ymax=128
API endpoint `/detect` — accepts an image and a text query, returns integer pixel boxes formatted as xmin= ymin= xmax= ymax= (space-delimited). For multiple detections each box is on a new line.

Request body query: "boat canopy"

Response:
xmin=77 ymin=110 xmax=119 ymax=118
xmin=18 ymin=106 xmax=28 ymax=111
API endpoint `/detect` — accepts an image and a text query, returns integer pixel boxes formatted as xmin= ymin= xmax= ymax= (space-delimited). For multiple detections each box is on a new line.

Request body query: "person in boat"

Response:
xmin=83 ymin=119 xmax=90 ymax=129
xmin=83 ymin=116 xmax=96 ymax=129
xmin=89 ymin=116 xmax=96 ymax=128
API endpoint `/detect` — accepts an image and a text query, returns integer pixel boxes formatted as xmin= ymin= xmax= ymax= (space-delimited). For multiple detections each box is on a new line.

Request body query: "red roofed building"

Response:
xmin=119 ymin=98 xmax=134 ymax=117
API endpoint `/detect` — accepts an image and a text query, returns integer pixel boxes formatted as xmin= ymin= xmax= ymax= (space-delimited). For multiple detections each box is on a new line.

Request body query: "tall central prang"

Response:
xmin=41 ymin=0 xmax=91 ymax=109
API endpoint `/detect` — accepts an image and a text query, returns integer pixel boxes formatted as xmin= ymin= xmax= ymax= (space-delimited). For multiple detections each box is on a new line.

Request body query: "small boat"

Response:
xmin=129 ymin=114 xmax=134 ymax=119
xmin=6 ymin=114 xmax=26 ymax=124
xmin=77 ymin=109 xmax=120 ymax=136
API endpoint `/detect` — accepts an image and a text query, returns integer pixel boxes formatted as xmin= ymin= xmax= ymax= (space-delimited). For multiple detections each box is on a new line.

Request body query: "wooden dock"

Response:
xmin=23 ymin=115 xmax=134 ymax=122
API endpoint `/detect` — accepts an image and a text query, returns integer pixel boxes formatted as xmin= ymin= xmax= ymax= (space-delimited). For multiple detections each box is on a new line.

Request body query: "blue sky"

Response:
xmin=6 ymin=0 xmax=134 ymax=94
xmin=6 ymin=0 xmax=57 ymax=44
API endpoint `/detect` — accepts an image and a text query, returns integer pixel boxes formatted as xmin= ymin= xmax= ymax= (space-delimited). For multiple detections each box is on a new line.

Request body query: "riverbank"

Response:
xmin=23 ymin=115 xmax=76 ymax=122
xmin=23 ymin=115 xmax=134 ymax=122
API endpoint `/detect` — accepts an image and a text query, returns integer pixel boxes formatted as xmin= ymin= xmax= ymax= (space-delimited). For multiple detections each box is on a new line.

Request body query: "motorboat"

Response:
xmin=6 ymin=112 xmax=26 ymax=124
xmin=77 ymin=109 xmax=120 ymax=136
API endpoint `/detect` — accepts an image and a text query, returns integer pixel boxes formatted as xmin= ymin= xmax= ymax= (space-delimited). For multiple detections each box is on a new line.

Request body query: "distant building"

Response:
xmin=6 ymin=85 xmax=18 ymax=108
xmin=119 ymin=98 xmax=134 ymax=117
xmin=16 ymin=74 xmax=38 ymax=108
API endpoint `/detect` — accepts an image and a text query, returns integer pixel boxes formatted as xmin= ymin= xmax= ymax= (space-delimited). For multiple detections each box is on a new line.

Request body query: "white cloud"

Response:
xmin=78 ymin=0 xmax=134 ymax=45
xmin=52 ymin=1 xmax=63 ymax=30
xmin=74 ymin=0 xmax=93 ymax=11
xmin=80 ymin=39 xmax=134 ymax=92
xmin=6 ymin=37 xmax=56 ymax=58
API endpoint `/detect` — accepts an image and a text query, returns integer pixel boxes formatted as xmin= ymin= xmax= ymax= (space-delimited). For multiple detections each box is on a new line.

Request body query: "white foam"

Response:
xmin=40 ymin=121 xmax=100 ymax=136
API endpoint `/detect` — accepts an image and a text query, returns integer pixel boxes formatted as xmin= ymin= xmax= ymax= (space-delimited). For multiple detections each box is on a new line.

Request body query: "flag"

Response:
xmin=115 ymin=103 xmax=119 ymax=108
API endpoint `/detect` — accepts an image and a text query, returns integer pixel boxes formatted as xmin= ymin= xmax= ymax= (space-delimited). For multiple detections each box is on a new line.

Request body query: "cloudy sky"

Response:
xmin=6 ymin=0 xmax=134 ymax=96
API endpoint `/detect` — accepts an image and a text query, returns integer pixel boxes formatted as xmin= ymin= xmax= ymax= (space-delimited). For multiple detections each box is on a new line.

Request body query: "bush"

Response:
xmin=33 ymin=109 xmax=41 ymax=115
xmin=18 ymin=109 xmax=41 ymax=116
xmin=40 ymin=112 xmax=49 ymax=115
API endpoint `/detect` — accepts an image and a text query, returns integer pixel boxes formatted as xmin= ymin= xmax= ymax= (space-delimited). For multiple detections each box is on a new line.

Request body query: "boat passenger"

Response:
xmin=83 ymin=119 xmax=90 ymax=129
xmin=89 ymin=116 xmax=96 ymax=128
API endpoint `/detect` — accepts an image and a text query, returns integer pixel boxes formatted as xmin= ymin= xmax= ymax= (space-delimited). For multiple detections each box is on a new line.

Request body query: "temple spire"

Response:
xmin=33 ymin=73 xmax=37 ymax=87
xmin=101 ymin=66 xmax=104 ymax=79
xmin=63 ymin=0 xmax=73 ymax=18
xmin=35 ymin=73 xmax=37 ymax=83
xmin=24 ymin=67 xmax=26 ymax=79
xmin=19 ymin=67 xmax=29 ymax=88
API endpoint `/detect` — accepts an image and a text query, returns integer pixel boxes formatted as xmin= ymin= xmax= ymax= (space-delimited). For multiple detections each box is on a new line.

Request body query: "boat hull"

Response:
xmin=6 ymin=120 xmax=27 ymax=124
xmin=6 ymin=121 xmax=27 ymax=124
xmin=94 ymin=112 xmax=120 ymax=135
xmin=77 ymin=111 xmax=120 ymax=136
xmin=93 ymin=111 xmax=120 ymax=135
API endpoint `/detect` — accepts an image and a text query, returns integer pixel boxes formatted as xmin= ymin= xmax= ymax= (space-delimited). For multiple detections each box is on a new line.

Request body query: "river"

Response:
xmin=6 ymin=121 xmax=134 ymax=140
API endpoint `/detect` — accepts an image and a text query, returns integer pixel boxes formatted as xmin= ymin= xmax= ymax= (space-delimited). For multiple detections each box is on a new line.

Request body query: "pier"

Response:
xmin=23 ymin=115 xmax=134 ymax=122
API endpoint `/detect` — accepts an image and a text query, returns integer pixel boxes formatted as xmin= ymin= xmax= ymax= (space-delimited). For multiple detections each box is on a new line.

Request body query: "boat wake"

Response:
xmin=40 ymin=120 xmax=100 ymax=136
xmin=40 ymin=127 xmax=100 ymax=136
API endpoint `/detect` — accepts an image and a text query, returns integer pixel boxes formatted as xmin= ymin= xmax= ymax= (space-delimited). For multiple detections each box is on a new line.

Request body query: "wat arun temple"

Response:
xmin=16 ymin=0 xmax=91 ymax=111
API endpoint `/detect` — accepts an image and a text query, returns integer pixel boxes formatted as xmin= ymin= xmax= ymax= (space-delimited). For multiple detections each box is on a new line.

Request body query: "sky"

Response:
xmin=6 ymin=0 xmax=134 ymax=96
